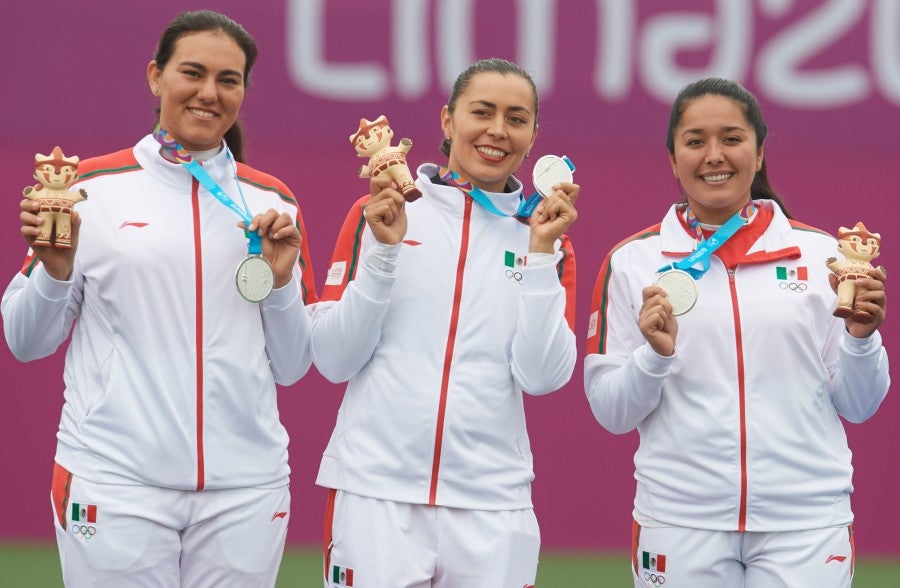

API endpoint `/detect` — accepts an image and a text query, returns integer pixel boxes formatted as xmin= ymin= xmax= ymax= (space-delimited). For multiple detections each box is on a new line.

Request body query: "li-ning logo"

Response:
xmin=504 ymin=250 xmax=526 ymax=284
xmin=776 ymin=265 xmax=808 ymax=293
xmin=825 ymin=555 xmax=848 ymax=564
xmin=119 ymin=221 xmax=149 ymax=229
xmin=271 ymin=512 xmax=287 ymax=521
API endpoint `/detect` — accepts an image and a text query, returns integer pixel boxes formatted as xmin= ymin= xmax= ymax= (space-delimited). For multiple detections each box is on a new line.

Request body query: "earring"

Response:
xmin=525 ymin=152 xmax=530 ymax=159
xmin=756 ymin=161 xmax=762 ymax=170
xmin=152 ymin=87 xmax=159 ymax=95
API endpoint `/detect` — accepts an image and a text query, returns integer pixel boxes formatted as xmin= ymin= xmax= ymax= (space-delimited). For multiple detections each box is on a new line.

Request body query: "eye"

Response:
xmin=508 ymin=115 xmax=528 ymax=125
xmin=220 ymin=76 xmax=241 ymax=86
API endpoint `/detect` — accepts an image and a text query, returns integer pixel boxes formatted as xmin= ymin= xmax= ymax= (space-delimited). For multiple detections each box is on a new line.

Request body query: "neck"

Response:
xmin=687 ymin=201 xmax=754 ymax=226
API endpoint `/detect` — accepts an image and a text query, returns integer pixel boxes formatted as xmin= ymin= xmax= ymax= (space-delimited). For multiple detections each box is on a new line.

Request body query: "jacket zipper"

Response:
xmin=191 ymin=177 xmax=206 ymax=491
xmin=728 ymin=267 xmax=747 ymax=531
xmin=428 ymin=197 xmax=473 ymax=504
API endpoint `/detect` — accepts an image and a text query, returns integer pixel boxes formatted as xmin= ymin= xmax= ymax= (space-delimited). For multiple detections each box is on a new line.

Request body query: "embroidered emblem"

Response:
xmin=504 ymin=250 xmax=526 ymax=284
xmin=776 ymin=265 xmax=809 ymax=293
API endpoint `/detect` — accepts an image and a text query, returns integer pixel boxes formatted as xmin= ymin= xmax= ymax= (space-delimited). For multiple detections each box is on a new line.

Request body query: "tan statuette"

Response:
xmin=826 ymin=221 xmax=885 ymax=324
xmin=23 ymin=146 xmax=88 ymax=248
xmin=350 ymin=115 xmax=421 ymax=202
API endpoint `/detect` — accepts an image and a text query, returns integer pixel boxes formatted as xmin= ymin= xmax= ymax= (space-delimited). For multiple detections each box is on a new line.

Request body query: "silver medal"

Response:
xmin=235 ymin=255 xmax=274 ymax=302
xmin=654 ymin=269 xmax=698 ymax=315
xmin=532 ymin=154 xmax=574 ymax=197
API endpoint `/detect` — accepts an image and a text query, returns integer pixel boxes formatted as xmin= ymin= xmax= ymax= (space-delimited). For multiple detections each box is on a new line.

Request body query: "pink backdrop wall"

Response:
xmin=1 ymin=0 xmax=897 ymax=554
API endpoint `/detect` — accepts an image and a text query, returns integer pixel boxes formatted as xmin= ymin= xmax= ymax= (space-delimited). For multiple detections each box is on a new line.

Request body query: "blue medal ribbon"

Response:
xmin=438 ymin=167 xmax=539 ymax=218
xmin=153 ymin=126 xmax=262 ymax=254
xmin=658 ymin=203 xmax=756 ymax=279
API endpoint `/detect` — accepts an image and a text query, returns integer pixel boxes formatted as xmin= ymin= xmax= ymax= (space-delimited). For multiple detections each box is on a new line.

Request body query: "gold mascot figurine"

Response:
xmin=826 ymin=221 xmax=885 ymax=324
xmin=350 ymin=115 xmax=421 ymax=202
xmin=23 ymin=146 xmax=88 ymax=248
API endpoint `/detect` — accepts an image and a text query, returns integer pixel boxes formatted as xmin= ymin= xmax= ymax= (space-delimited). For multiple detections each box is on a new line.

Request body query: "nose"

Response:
xmin=705 ymin=140 xmax=724 ymax=165
xmin=486 ymin=115 xmax=507 ymax=139
xmin=197 ymin=77 xmax=217 ymax=102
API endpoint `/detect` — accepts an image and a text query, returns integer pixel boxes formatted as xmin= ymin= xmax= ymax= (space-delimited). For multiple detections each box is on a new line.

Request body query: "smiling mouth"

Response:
xmin=188 ymin=108 xmax=216 ymax=119
xmin=703 ymin=172 xmax=733 ymax=183
xmin=477 ymin=146 xmax=507 ymax=161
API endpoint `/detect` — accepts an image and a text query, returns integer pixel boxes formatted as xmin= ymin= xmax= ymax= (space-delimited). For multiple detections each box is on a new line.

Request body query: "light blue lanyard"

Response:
xmin=658 ymin=204 xmax=755 ymax=279
xmin=153 ymin=126 xmax=262 ymax=255
xmin=437 ymin=167 xmax=541 ymax=218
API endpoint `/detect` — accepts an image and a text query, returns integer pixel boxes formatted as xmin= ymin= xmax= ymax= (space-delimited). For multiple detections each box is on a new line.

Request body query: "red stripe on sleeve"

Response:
xmin=321 ymin=195 xmax=371 ymax=302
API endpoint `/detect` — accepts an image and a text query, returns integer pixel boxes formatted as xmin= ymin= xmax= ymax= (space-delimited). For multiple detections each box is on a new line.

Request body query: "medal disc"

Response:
xmin=235 ymin=255 xmax=274 ymax=302
xmin=532 ymin=155 xmax=574 ymax=197
xmin=654 ymin=269 xmax=698 ymax=315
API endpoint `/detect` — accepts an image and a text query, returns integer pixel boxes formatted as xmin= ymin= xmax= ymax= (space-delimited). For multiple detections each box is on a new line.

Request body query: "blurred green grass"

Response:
xmin=2 ymin=542 xmax=898 ymax=586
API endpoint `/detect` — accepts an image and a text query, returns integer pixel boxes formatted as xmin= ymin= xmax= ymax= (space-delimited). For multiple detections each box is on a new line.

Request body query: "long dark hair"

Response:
xmin=153 ymin=10 xmax=258 ymax=163
xmin=440 ymin=58 xmax=539 ymax=157
xmin=666 ymin=77 xmax=792 ymax=218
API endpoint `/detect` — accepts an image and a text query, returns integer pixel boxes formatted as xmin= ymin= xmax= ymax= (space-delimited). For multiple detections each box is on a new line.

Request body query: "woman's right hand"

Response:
xmin=364 ymin=175 xmax=407 ymax=245
xmin=19 ymin=199 xmax=78 ymax=281
xmin=639 ymin=285 xmax=678 ymax=356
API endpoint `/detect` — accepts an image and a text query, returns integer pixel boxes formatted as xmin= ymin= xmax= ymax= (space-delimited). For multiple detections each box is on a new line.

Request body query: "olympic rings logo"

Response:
xmin=643 ymin=571 xmax=666 ymax=586
xmin=779 ymin=281 xmax=808 ymax=292
xmin=71 ymin=525 xmax=96 ymax=539
xmin=505 ymin=269 xmax=523 ymax=284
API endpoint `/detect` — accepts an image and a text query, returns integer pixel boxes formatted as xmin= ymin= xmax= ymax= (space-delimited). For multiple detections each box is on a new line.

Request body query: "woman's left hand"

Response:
xmin=240 ymin=209 xmax=301 ymax=290
xmin=528 ymin=182 xmax=579 ymax=253
xmin=832 ymin=266 xmax=887 ymax=338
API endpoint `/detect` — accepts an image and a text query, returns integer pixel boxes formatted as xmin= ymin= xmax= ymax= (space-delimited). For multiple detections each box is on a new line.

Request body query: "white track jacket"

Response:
xmin=2 ymin=135 xmax=318 ymax=491
xmin=311 ymin=164 xmax=577 ymax=510
xmin=585 ymin=201 xmax=889 ymax=532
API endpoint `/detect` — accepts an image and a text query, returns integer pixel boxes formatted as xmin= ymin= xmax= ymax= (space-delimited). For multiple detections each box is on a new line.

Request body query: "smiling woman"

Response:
xmin=584 ymin=77 xmax=889 ymax=588
xmin=309 ymin=58 xmax=579 ymax=587
xmin=1 ymin=9 xmax=319 ymax=587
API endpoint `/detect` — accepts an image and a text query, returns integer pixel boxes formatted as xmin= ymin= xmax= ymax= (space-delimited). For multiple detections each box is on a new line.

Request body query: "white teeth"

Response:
xmin=477 ymin=146 xmax=506 ymax=158
xmin=189 ymin=108 xmax=215 ymax=119
xmin=704 ymin=173 xmax=731 ymax=182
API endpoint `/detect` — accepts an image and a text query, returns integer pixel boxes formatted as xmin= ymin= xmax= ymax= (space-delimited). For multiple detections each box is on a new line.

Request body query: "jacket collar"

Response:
xmin=134 ymin=134 xmax=235 ymax=192
xmin=659 ymin=200 xmax=801 ymax=263
xmin=414 ymin=163 xmax=524 ymax=219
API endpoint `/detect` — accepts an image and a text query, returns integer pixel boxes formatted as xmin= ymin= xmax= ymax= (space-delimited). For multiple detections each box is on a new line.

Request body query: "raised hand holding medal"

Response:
xmin=153 ymin=126 xmax=276 ymax=302
xmin=654 ymin=202 xmax=756 ymax=315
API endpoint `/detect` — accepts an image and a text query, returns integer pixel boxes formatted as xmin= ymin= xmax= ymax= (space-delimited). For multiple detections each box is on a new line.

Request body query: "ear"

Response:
xmin=440 ymin=105 xmax=452 ymax=140
xmin=756 ymin=145 xmax=764 ymax=170
xmin=147 ymin=60 xmax=161 ymax=96
xmin=528 ymin=123 xmax=539 ymax=154
xmin=668 ymin=152 xmax=678 ymax=177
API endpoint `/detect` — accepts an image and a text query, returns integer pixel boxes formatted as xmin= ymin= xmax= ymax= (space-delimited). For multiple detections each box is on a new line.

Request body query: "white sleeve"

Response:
xmin=260 ymin=266 xmax=313 ymax=386
xmin=510 ymin=257 xmax=576 ymax=395
xmin=830 ymin=328 xmax=890 ymax=423
xmin=2 ymin=264 xmax=80 ymax=362
xmin=309 ymin=242 xmax=399 ymax=383
xmin=584 ymin=345 xmax=674 ymax=434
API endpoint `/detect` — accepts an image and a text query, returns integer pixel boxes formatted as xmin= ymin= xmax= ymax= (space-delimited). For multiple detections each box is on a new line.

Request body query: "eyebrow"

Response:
xmin=179 ymin=61 xmax=243 ymax=79
xmin=681 ymin=125 xmax=746 ymax=136
xmin=467 ymin=99 xmax=533 ymax=116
